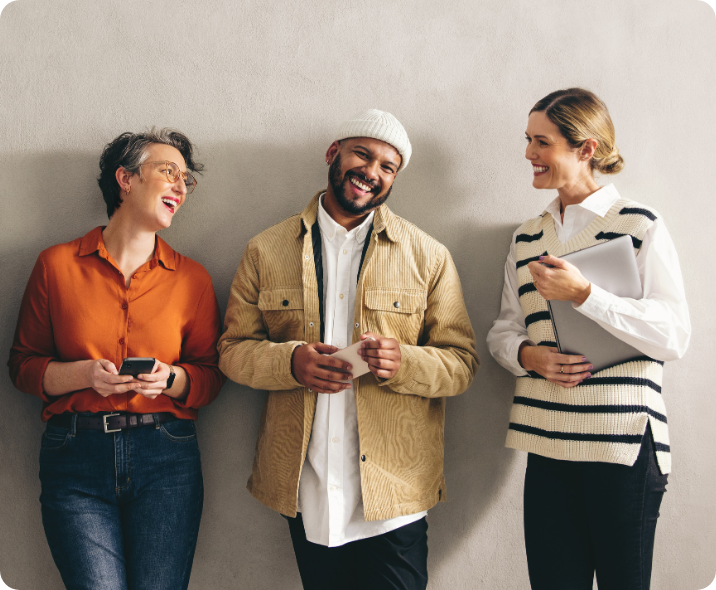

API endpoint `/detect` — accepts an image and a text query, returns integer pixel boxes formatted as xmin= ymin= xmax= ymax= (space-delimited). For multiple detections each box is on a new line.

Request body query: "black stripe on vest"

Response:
xmin=518 ymin=283 xmax=538 ymax=297
xmin=516 ymin=230 xmax=544 ymax=243
xmin=620 ymin=207 xmax=657 ymax=221
xmin=513 ymin=396 xmax=667 ymax=423
xmin=525 ymin=311 xmax=551 ymax=327
xmin=516 ymin=251 xmax=548 ymax=269
xmin=595 ymin=231 xmax=642 ymax=249
xmin=508 ymin=423 xmax=643 ymax=444
xmin=579 ymin=376 xmax=662 ymax=394
xmin=655 ymin=442 xmax=671 ymax=453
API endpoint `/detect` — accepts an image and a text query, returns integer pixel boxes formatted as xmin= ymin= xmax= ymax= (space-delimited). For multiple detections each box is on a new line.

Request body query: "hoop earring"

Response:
xmin=125 ymin=185 xmax=131 ymax=194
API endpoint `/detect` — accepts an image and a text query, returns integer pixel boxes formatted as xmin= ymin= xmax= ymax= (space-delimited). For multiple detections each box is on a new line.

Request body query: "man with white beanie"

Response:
xmin=218 ymin=109 xmax=478 ymax=589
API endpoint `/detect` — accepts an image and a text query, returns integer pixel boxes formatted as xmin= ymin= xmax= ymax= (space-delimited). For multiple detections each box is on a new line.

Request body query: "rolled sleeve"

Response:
xmin=174 ymin=280 xmax=226 ymax=410
xmin=8 ymin=254 xmax=58 ymax=402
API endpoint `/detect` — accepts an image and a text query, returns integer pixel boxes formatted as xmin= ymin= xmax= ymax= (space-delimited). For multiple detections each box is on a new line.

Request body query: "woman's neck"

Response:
xmin=102 ymin=214 xmax=156 ymax=283
xmin=557 ymin=175 xmax=601 ymax=221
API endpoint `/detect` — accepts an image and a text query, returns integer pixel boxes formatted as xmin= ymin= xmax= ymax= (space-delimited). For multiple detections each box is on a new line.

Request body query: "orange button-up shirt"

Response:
xmin=8 ymin=226 xmax=225 ymax=421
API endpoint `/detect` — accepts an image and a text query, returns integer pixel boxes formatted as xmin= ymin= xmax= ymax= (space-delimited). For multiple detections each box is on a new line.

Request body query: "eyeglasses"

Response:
xmin=140 ymin=161 xmax=198 ymax=194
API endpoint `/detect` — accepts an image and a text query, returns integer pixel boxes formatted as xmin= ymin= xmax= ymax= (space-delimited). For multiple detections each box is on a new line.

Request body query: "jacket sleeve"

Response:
xmin=218 ymin=244 xmax=305 ymax=391
xmin=379 ymin=247 xmax=479 ymax=398
xmin=173 ymin=279 xmax=227 ymax=410
xmin=7 ymin=253 xmax=58 ymax=402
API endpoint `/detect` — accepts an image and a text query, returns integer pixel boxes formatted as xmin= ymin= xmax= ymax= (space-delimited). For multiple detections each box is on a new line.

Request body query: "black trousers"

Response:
xmin=286 ymin=513 xmax=428 ymax=590
xmin=524 ymin=426 xmax=668 ymax=590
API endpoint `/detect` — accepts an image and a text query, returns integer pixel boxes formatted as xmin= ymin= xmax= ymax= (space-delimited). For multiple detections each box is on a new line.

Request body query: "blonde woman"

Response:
xmin=487 ymin=88 xmax=690 ymax=589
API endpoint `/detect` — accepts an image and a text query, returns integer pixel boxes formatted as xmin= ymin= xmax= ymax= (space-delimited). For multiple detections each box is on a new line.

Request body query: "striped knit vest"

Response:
xmin=506 ymin=198 xmax=671 ymax=474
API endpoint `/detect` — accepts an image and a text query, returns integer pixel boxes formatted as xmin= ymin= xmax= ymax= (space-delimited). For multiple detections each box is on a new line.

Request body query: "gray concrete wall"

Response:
xmin=1 ymin=0 xmax=714 ymax=588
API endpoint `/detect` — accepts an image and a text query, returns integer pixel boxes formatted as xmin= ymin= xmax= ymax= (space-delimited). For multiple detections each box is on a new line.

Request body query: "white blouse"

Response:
xmin=487 ymin=184 xmax=691 ymax=376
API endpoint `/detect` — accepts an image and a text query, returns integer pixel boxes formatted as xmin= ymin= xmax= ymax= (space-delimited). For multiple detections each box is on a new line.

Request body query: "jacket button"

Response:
xmin=360 ymin=455 xmax=366 ymax=462
xmin=119 ymin=338 xmax=125 ymax=345
xmin=393 ymin=301 xmax=400 ymax=308
xmin=309 ymin=322 xmax=315 ymax=327
xmin=121 ymin=303 xmax=128 ymax=310
xmin=282 ymin=300 xmax=289 ymax=306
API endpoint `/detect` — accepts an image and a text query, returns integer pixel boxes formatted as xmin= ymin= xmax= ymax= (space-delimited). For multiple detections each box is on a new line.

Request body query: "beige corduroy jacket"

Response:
xmin=218 ymin=193 xmax=479 ymax=521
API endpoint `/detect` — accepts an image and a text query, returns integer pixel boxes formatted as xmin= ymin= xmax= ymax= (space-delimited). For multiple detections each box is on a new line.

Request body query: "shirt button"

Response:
xmin=330 ymin=485 xmax=337 ymax=491
xmin=360 ymin=455 xmax=366 ymax=462
xmin=337 ymin=342 xmax=343 ymax=347
xmin=305 ymin=255 xmax=310 ymax=260
xmin=119 ymin=338 xmax=125 ymax=345
xmin=282 ymin=300 xmax=289 ymax=306
xmin=332 ymin=437 xmax=339 ymax=443
xmin=393 ymin=301 xmax=401 ymax=308
xmin=329 ymin=233 xmax=334 ymax=238
xmin=342 ymin=249 xmax=347 ymax=254
xmin=309 ymin=322 xmax=315 ymax=327
xmin=355 ymin=323 xmax=359 ymax=328
xmin=339 ymin=294 xmax=344 ymax=299
xmin=121 ymin=303 xmax=128 ymax=310
xmin=132 ymin=274 xmax=138 ymax=280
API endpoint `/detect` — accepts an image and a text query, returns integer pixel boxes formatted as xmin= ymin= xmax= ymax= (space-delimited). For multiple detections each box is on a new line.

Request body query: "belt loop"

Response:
xmin=152 ymin=413 xmax=160 ymax=429
xmin=70 ymin=414 xmax=78 ymax=437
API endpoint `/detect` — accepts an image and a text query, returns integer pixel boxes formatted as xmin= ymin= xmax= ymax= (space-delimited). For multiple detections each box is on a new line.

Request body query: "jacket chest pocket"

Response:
xmin=363 ymin=288 xmax=427 ymax=345
xmin=258 ymin=288 xmax=305 ymax=342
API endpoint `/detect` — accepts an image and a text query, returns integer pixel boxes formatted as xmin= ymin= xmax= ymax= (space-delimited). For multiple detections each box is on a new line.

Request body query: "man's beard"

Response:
xmin=328 ymin=152 xmax=391 ymax=215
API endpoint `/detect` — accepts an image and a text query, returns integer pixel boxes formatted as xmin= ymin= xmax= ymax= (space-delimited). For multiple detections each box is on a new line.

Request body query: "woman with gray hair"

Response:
xmin=9 ymin=129 xmax=225 ymax=590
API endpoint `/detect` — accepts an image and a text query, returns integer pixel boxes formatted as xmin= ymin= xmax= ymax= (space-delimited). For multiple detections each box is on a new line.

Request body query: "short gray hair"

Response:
xmin=97 ymin=128 xmax=204 ymax=218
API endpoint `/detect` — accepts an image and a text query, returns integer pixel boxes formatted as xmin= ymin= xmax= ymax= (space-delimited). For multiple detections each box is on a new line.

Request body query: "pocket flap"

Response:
xmin=258 ymin=288 xmax=304 ymax=311
xmin=364 ymin=288 xmax=427 ymax=314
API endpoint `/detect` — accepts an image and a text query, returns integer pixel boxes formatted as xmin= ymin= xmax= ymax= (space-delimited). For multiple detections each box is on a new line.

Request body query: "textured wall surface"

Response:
xmin=1 ymin=0 xmax=714 ymax=588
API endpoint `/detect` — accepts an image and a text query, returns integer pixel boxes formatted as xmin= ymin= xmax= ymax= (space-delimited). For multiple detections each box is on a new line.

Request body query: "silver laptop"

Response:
xmin=547 ymin=234 xmax=645 ymax=372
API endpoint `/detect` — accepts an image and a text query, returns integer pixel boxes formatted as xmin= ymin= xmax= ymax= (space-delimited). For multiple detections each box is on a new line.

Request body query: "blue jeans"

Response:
xmin=39 ymin=414 xmax=204 ymax=590
xmin=523 ymin=426 xmax=668 ymax=590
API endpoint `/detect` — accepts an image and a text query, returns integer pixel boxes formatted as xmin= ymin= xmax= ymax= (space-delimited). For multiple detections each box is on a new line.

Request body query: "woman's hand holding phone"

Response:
xmin=87 ymin=359 xmax=141 ymax=397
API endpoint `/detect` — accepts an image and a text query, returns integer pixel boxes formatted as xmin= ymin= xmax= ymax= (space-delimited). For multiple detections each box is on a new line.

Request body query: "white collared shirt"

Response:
xmin=297 ymin=195 xmax=426 ymax=547
xmin=487 ymin=184 xmax=691 ymax=375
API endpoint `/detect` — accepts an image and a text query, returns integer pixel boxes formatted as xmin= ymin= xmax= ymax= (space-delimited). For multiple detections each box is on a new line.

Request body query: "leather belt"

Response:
xmin=49 ymin=412 xmax=177 ymax=433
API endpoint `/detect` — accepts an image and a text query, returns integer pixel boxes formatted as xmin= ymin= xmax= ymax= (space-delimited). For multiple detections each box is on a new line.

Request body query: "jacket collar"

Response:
xmin=298 ymin=191 xmax=398 ymax=242
xmin=78 ymin=226 xmax=177 ymax=270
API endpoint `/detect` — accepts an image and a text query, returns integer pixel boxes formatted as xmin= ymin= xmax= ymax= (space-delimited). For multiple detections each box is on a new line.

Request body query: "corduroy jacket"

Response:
xmin=218 ymin=193 xmax=479 ymax=521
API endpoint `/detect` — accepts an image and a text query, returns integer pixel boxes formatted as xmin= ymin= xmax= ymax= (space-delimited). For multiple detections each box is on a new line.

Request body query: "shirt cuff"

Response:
xmin=510 ymin=337 xmax=532 ymax=377
xmin=575 ymin=283 xmax=612 ymax=321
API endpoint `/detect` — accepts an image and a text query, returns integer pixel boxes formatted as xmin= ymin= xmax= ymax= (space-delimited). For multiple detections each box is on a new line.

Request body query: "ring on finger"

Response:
xmin=559 ymin=365 xmax=564 ymax=374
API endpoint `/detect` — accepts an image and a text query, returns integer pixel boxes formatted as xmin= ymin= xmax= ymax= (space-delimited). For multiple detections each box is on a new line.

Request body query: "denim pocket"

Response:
xmin=40 ymin=424 xmax=71 ymax=452
xmin=159 ymin=419 xmax=197 ymax=442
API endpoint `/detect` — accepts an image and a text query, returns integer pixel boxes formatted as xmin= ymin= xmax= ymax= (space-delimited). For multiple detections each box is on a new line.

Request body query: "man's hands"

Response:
xmin=519 ymin=343 xmax=592 ymax=388
xmin=358 ymin=332 xmax=401 ymax=380
xmin=291 ymin=342 xmax=353 ymax=394
xmin=291 ymin=332 xmax=402 ymax=392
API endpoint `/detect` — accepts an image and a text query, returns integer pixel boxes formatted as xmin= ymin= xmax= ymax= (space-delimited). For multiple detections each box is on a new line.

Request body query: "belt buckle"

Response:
xmin=102 ymin=413 xmax=121 ymax=433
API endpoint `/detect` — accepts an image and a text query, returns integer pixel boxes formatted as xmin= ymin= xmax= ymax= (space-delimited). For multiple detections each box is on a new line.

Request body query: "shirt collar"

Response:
xmin=317 ymin=193 xmax=374 ymax=245
xmin=77 ymin=226 xmax=176 ymax=271
xmin=299 ymin=192 xmax=398 ymax=243
xmin=544 ymin=183 xmax=621 ymax=222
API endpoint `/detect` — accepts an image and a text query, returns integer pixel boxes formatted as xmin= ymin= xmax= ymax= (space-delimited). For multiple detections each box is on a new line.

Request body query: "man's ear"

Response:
xmin=325 ymin=141 xmax=341 ymax=166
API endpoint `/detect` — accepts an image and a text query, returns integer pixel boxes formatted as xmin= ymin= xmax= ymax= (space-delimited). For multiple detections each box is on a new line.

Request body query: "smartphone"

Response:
xmin=118 ymin=357 xmax=155 ymax=377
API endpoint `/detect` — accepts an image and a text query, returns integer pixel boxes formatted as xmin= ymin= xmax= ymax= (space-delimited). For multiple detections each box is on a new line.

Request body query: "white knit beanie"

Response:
xmin=335 ymin=109 xmax=412 ymax=171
